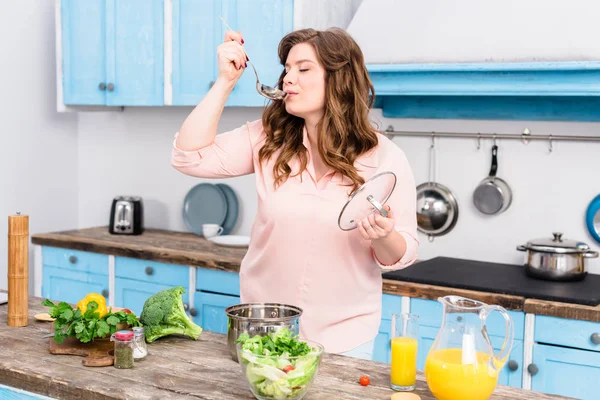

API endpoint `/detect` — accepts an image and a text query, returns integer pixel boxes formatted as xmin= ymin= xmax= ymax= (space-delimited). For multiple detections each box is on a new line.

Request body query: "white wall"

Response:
xmin=348 ymin=0 xmax=600 ymax=63
xmin=0 ymin=1 xmax=79 ymax=290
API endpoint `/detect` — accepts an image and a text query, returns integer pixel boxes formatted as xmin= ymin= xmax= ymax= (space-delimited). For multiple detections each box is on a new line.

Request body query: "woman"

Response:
xmin=171 ymin=28 xmax=418 ymax=360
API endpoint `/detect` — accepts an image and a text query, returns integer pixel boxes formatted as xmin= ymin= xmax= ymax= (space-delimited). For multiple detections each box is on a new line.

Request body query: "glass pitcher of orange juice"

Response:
xmin=425 ymin=296 xmax=514 ymax=400
xmin=390 ymin=313 xmax=419 ymax=391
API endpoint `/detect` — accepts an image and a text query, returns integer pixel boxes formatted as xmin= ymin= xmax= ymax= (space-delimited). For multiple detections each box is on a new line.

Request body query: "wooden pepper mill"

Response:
xmin=8 ymin=212 xmax=29 ymax=327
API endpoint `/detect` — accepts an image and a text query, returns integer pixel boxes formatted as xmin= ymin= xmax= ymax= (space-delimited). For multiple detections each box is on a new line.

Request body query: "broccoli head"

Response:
xmin=139 ymin=286 xmax=203 ymax=343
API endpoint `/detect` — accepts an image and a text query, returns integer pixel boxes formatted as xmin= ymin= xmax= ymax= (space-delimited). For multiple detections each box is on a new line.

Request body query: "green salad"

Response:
xmin=236 ymin=328 xmax=321 ymax=399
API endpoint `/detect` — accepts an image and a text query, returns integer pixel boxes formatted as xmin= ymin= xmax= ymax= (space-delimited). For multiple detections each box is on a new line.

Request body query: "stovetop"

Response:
xmin=382 ymin=257 xmax=600 ymax=306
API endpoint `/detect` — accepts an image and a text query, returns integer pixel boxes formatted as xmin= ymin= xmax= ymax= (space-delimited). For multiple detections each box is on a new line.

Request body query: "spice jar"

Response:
xmin=111 ymin=330 xmax=134 ymax=369
xmin=132 ymin=326 xmax=148 ymax=360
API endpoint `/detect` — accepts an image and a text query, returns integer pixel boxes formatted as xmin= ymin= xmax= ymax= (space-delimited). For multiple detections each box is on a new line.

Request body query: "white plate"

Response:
xmin=208 ymin=235 xmax=251 ymax=248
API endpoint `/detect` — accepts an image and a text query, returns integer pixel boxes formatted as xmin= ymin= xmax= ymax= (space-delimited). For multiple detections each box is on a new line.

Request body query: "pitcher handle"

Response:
xmin=480 ymin=305 xmax=514 ymax=372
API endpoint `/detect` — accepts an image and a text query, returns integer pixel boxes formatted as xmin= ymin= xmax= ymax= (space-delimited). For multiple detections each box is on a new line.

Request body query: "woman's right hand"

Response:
xmin=217 ymin=30 xmax=247 ymax=83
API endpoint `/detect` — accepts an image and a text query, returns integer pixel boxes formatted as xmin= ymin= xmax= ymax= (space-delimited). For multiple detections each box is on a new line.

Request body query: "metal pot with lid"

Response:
xmin=517 ymin=232 xmax=599 ymax=281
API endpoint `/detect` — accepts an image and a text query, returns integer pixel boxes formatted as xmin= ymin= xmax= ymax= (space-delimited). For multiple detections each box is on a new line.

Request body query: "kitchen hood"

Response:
xmin=345 ymin=0 xmax=600 ymax=121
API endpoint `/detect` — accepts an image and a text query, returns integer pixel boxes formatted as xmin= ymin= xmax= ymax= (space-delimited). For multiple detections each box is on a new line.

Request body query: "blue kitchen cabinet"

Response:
xmin=114 ymin=257 xmax=190 ymax=315
xmin=171 ymin=0 xmax=293 ymax=106
xmin=193 ymin=291 xmax=240 ymax=334
xmin=194 ymin=267 xmax=240 ymax=334
xmin=373 ymin=294 xmax=402 ymax=363
xmin=171 ymin=0 xmax=222 ymax=105
xmin=114 ymin=278 xmax=189 ymax=316
xmin=61 ymin=0 xmax=164 ymax=106
xmin=530 ymin=314 xmax=600 ymax=399
xmin=41 ymin=247 xmax=109 ymax=304
xmin=409 ymin=297 xmax=525 ymax=388
xmin=531 ymin=343 xmax=600 ymax=400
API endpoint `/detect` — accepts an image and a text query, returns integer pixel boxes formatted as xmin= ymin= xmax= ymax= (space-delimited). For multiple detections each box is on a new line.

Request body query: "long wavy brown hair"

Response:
xmin=259 ymin=28 xmax=378 ymax=193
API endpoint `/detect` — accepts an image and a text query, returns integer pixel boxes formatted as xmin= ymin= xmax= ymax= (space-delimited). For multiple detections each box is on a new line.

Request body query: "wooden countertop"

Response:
xmin=32 ymin=227 xmax=600 ymax=322
xmin=0 ymin=295 xmax=569 ymax=400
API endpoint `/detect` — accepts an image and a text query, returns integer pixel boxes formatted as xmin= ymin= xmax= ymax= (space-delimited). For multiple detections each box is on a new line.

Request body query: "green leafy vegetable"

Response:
xmin=42 ymin=299 xmax=141 ymax=344
xmin=139 ymin=286 xmax=203 ymax=343
xmin=235 ymin=328 xmax=321 ymax=399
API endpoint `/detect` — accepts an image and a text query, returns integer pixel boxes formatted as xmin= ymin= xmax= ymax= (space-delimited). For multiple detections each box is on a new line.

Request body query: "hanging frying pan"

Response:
xmin=473 ymin=144 xmax=512 ymax=215
xmin=416 ymin=139 xmax=459 ymax=242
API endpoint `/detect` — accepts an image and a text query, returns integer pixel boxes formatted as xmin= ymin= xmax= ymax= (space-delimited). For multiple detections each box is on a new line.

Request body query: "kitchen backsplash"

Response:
xmin=76 ymin=107 xmax=600 ymax=274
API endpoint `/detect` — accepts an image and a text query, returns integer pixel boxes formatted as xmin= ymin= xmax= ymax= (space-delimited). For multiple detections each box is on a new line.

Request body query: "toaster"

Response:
xmin=109 ymin=196 xmax=144 ymax=235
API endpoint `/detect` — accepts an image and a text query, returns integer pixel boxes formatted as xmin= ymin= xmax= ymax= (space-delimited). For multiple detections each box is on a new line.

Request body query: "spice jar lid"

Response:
xmin=114 ymin=330 xmax=134 ymax=341
xmin=521 ymin=232 xmax=591 ymax=254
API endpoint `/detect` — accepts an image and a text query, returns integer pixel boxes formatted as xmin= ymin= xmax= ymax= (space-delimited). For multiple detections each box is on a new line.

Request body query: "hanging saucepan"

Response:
xmin=473 ymin=144 xmax=512 ymax=215
xmin=416 ymin=138 xmax=459 ymax=242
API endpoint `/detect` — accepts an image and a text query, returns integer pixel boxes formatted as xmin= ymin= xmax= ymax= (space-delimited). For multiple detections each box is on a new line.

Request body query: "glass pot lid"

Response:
xmin=338 ymin=171 xmax=397 ymax=231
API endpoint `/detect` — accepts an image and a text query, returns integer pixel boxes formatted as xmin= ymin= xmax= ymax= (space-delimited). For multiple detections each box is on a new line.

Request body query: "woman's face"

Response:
xmin=282 ymin=43 xmax=326 ymax=120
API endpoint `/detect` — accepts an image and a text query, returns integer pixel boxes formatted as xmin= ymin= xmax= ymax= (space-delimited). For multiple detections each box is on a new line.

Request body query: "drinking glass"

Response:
xmin=390 ymin=313 xmax=419 ymax=391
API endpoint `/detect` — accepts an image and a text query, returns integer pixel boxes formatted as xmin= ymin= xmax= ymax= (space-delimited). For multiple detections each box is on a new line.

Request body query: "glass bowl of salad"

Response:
xmin=235 ymin=328 xmax=324 ymax=400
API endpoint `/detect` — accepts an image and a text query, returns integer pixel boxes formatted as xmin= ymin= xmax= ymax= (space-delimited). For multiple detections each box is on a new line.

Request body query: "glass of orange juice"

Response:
xmin=390 ymin=313 xmax=419 ymax=391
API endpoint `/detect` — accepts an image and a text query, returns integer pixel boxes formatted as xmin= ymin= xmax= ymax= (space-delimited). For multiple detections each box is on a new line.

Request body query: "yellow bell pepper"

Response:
xmin=76 ymin=292 xmax=108 ymax=318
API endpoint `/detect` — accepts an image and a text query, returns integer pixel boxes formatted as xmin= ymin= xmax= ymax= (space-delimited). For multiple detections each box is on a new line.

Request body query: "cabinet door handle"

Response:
xmin=69 ymin=255 xmax=77 ymax=264
xmin=507 ymin=360 xmax=518 ymax=371
xmin=591 ymin=333 xmax=600 ymax=344
xmin=102 ymin=289 xmax=109 ymax=298
xmin=107 ymin=83 xmax=114 ymax=92
xmin=98 ymin=82 xmax=106 ymax=90
xmin=189 ymin=308 xmax=198 ymax=317
xmin=145 ymin=266 xmax=154 ymax=276
xmin=209 ymin=81 xmax=215 ymax=88
xmin=527 ymin=363 xmax=539 ymax=376
xmin=183 ymin=303 xmax=189 ymax=311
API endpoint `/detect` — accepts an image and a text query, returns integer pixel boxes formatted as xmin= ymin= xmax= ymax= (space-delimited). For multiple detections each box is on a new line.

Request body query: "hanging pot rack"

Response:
xmin=383 ymin=126 xmax=600 ymax=152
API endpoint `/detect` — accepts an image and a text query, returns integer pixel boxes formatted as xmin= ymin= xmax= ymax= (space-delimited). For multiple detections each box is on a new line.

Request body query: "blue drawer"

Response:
xmin=115 ymin=257 xmax=189 ymax=287
xmin=535 ymin=315 xmax=600 ymax=352
xmin=42 ymin=246 xmax=108 ymax=275
xmin=410 ymin=297 xmax=525 ymax=340
xmin=196 ymin=268 xmax=240 ymax=296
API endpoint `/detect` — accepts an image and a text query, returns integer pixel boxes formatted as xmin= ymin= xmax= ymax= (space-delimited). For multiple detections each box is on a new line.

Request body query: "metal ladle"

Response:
xmin=219 ymin=16 xmax=287 ymax=101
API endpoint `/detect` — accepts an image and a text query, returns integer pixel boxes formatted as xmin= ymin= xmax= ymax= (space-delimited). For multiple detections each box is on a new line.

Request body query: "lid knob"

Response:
xmin=552 ymin=232 xmax=563 ymax=242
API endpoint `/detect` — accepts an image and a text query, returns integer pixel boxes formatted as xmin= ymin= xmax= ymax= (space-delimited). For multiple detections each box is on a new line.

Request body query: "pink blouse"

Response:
xmin=171 ymin=120 xmax=419 ymax=353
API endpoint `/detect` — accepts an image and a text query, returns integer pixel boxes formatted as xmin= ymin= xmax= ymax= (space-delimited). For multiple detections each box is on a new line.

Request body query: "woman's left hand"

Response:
xmin=358 ymin=205 xmax=396 ymax=241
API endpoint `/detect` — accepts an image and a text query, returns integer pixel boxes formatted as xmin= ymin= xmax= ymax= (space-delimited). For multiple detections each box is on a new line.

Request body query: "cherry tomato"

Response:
xmin=123 ymin=308 xmax=132 ymax=314
xmin=359 ymin=375 xmax=370 ymax=386
xmin=282 ymin=365 xmax=295 ymax=374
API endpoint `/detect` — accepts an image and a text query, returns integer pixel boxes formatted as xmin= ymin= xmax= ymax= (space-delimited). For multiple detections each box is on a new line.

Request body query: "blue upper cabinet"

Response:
xmin=171 ymin=0 xmax=222 ymax=106
xmin=61 ymin=0 xmax=106 ymax=105
xmin=221 ymin=0 xmax=294 ymax=107
xmin=106 ymin=0 xmax=164 ymax=105
xmin=171 ymin=0 xmax=293 ymax=106
xmin=60 ymin=0 xmax=164 ymax=106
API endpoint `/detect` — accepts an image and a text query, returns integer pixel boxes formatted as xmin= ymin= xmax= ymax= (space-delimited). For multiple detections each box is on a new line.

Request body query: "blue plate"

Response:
xmin=216 ymin=183 xmax=239 ymax=235
xmin=182 ymin=183 xmax=228 ymax=236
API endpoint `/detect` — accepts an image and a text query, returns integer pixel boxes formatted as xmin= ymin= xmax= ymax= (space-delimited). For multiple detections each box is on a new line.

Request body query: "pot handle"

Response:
xmin=584 ymin=250 xmax=599 ymax=258
xmin=489 ymin=145 xmax=498 ymax=177
xmin=517 ymin=245 xmax=527 ymax=251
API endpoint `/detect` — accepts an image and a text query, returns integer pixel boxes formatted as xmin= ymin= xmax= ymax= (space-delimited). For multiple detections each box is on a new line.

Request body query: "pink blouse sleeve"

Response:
xmin=373 ymin=148 xmax=420 ymax=271
xmin=170 ymin=120 xmax=263 ymax=178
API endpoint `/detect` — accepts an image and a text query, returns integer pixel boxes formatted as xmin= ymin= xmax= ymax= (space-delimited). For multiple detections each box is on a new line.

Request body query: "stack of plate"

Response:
xmin=182 ymin=183 xmax=250 ymax=247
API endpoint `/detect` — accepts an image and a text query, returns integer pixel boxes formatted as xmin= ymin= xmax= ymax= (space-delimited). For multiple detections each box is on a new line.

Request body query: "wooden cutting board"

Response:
xmin=48 ymin=336 xmax=114 ymax=367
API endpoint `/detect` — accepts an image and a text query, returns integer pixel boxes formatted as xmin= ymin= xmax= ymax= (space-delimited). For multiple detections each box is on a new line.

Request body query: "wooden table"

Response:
xmin=0 ymin=296 xmax=570 ymax=400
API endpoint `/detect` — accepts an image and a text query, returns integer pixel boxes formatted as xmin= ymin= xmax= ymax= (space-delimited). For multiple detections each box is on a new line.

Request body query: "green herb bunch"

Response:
xmin=42 ymin=299 xmax=141 ymax=344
